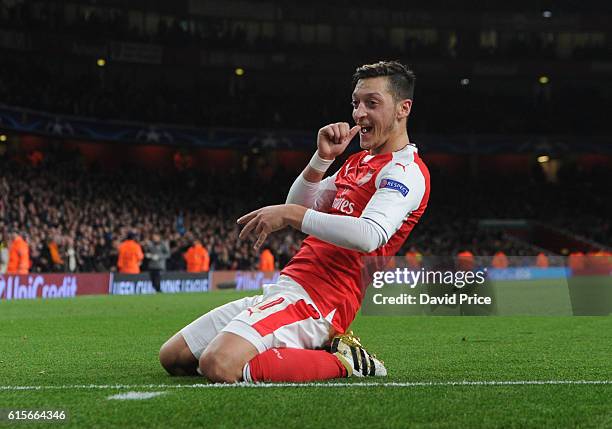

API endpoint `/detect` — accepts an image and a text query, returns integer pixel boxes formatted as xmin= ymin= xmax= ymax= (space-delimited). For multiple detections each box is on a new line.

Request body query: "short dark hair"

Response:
xmin=352 ymin=60 xmax=416 ymax=101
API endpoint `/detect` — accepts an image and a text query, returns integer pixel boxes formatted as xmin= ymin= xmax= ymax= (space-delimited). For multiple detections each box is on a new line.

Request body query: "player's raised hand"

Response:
xmin=317 ymin=122 xmax=360 ymax=160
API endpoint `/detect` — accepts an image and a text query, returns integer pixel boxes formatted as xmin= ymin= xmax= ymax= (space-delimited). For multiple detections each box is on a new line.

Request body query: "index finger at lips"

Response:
xmin=339 ymin=124 xmax=358 ymax=145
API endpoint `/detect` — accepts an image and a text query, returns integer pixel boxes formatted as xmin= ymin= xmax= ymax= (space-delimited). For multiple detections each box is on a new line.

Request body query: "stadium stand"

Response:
xmin=0 ymin=0 xmax=611 ymax=134
xmin=0 ymin=148 xmax=609 ymax=273
xmin=0 ymin=149 xmax=306 ymax=273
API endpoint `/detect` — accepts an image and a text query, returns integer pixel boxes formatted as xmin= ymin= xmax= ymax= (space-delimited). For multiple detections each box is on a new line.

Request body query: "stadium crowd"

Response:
xmin=1 ymin=149 xmax=609 ymax=274
xmin=0 ymin=150 xmax=304 ymax=273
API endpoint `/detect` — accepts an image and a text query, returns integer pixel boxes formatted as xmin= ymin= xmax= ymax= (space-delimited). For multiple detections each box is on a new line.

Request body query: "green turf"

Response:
xmin=1 ymin=291 xmax=611 ymax=428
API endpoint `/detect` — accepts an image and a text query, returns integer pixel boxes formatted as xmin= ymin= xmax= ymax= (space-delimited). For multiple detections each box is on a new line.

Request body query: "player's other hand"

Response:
xmin=237 ymin=205 xmax=289 ymax=250
xmin=317 ymin=122 xmax=360 ymax=160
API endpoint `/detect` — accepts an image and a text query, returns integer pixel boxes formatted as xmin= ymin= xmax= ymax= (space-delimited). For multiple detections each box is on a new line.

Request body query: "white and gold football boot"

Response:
xmin=329 ymin=331 xmax=387 ymax=377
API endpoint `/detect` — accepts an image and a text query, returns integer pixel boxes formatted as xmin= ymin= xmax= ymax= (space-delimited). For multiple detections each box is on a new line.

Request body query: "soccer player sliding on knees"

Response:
xmin=159 ymin=61 xmax=430 ymax=383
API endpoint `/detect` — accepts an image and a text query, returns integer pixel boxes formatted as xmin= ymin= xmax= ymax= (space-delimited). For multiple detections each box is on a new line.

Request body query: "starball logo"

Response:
xmin=380 ymin=179 xmax=409 ymax=197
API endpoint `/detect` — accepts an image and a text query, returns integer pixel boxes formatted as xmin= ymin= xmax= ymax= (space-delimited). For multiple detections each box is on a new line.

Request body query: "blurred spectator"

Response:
xmin=385 ymin=257 xmax=397 ymax=269
xmin=0 ymin=232 xmax=8 ymax=273
xmin=586 ymin=250 xmax=611 ymax=274
xmin=535 ymin=252 xmax=549 ymax=268
xmin=457 ymin=250 xmax=475 ymax=271
xmin=258 ymin=247 xmax=275 ymax=272
xmin=7 ymin=231 xmax=30 ymax=274
xmin=145 ymin=233 xmax=170 ymax=291
xmin=117 ymin=232 xmax=144 ymax=274
xmin=404 ymin=247 xmax=422 ymax=269
xmin=568 ymin=251 xmax=586 ymax=272
xmin=48 ymin=237 xmax=64 ymax=272
xmin=184 ymin=239 xmax=209 ymax=273
xmin=491 ymin=251 xmax=509 ymax=269
xmin=66 ymin=237 xmax=77 ymax=272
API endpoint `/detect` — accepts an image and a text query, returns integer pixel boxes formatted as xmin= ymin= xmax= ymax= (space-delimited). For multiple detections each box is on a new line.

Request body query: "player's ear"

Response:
xmin=397 ymin=99 xmax=412 ymax=120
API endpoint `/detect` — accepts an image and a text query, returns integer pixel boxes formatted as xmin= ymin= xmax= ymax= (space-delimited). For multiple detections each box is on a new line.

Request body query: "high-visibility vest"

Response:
xmin=259 ymin=249 xmax=275 ymax=272
xmin=117 ymin=240 xmax=144 ymax=274
xmin=184 ymin=244 xmax=209 ymax=272
xmin=7 ymin=235 xmax=30 ymax=274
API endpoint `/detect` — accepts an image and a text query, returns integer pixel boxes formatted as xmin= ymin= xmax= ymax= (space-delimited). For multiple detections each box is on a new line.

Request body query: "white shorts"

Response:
xmin=180 ymin=275 xmax=334 ymax=358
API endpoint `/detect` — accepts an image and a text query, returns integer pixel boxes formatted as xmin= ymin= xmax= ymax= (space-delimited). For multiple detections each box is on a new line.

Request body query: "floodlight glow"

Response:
xmin=97 ymin=58 xmax=106 ymax=67
xmin=537 ymin=155 xmax=550 ymax=163
xmin=235 ymin=68 xmax=245 ymax=76
xmin=539 ymin=76 xmax=549 ymax=84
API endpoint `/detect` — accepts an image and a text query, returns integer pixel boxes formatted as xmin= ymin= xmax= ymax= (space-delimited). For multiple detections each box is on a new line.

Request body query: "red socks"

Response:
xmin=244 ymin=348 xmax=347 ymax=382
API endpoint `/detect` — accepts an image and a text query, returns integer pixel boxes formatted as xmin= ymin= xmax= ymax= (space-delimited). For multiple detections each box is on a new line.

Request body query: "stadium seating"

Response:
xmin=0 ymin=151 xmax=609 ymax=273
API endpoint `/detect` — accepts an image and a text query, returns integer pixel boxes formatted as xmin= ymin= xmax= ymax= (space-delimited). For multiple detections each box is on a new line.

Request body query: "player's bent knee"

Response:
xmin=159 ymin=343 xmax=178 ymax=374
xmin=198 ymin=332 xmax=258 ymax=383
xmin=199 ymin=351 xmax=243 ymax=383
xmin=159 ymin=334 xmax=198 ymax=376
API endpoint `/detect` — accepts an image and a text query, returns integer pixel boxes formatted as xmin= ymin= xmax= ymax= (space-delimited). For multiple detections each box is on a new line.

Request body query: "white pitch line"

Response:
xmin=1 ymin=380 xmax=611 ymax=391
xmin=107 ymin=391 xmax=166 ymax=400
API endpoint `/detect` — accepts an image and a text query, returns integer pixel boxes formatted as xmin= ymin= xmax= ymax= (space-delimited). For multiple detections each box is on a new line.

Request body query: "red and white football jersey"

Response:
xmin=281 ymin=144 xmax=430 ymax=333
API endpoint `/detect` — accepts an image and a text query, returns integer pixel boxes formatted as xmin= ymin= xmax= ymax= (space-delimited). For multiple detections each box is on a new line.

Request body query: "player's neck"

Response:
xmin=369 ymin=132 xmax=411 ymax=156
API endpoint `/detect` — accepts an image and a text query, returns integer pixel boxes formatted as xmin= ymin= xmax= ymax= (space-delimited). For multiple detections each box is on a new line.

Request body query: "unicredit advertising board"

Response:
xmin=0 ymin=273 xmax=111 ymax=300
xmin=0 ymin=271 xmax=274 ymax=300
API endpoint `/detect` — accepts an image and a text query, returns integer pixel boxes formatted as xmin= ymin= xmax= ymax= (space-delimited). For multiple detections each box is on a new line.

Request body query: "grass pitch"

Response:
xmin=1 ymin=291 xmax=611 ymax=428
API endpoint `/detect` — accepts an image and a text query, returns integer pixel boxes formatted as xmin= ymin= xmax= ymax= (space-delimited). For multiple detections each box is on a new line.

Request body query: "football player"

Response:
xmin=159 ymin=60 xmax=430 ymax=382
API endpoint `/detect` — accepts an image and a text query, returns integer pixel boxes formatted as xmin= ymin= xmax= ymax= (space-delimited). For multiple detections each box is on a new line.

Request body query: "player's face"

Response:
xmin=351 ymin=76 xmax=404 ymax=153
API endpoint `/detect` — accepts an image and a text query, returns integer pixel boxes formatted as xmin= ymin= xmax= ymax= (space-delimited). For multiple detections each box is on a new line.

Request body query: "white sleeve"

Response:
xmin=286 ymin=171 xmax=338 ymax=211
xmin=301 ymin=210 xmax=384 ymax=253
xmin=301 ymin=161 xmax=426 ymax=252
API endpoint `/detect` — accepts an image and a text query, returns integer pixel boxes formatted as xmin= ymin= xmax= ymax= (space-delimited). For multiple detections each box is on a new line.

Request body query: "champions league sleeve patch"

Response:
xmin=380 ymin=178 xmax=409 ymax=197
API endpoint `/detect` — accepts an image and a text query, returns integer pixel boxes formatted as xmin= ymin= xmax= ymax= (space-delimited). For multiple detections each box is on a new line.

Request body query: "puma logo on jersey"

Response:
xmin=332 ymin=196 xmax=355 ymax=214
xmin=395 ymin=162 xmax=409 ymax=172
